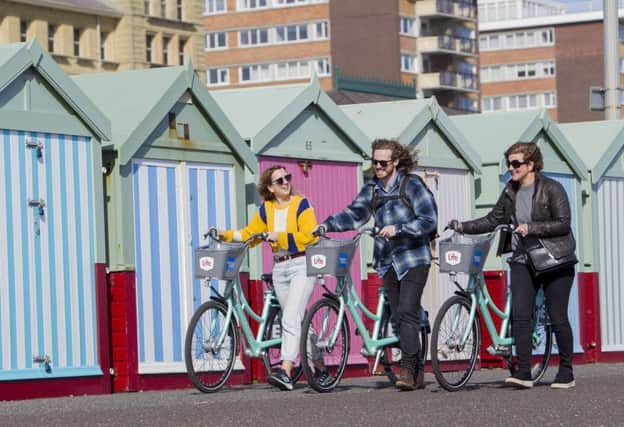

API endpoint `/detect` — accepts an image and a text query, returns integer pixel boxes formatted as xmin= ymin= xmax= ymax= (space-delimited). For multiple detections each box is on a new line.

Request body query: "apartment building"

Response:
xmin=478 ymin=0 xmax=623 ymax=121
xmin=202 ymin=0 xmax=479 ymax=113
xmin=0 ymin=0 xmax=206 ymax=77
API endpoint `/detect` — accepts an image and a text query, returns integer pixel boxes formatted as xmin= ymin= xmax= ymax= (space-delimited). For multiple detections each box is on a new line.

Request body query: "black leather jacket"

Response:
xmin=461 ymin=173 xmax=577 ymax=259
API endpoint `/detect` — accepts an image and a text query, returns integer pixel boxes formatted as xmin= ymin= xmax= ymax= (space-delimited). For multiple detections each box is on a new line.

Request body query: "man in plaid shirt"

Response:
xmin=317 ymin=139 xmax=437 ymax=391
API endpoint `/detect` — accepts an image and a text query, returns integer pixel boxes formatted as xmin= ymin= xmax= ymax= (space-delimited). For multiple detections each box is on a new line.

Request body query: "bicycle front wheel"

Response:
xmin=261 ymin=306 xmax=303 ymax=383
xmin=184 ymin=301 xmax=239 ymax=393
xmin=300 ymin=298 xmax=350 ymax=393
xmin=430 ymin=295 xmax=481 ymax=392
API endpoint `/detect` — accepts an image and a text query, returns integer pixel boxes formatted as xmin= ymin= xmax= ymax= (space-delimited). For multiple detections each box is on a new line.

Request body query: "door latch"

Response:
xmin=25 ymin=139 xmax=44 ymax=159
xmin=28 ymin=198 xmax=46 ymax=216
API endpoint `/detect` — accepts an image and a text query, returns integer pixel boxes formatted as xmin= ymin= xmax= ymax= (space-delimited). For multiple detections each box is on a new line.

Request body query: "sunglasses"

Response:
xmin=506 ymin=159 xmax=527 ymax=169
xmin=372 ymin=159 xmax=392 ymax=168
xmin=272 ymin=173 xmax=292 ymax=186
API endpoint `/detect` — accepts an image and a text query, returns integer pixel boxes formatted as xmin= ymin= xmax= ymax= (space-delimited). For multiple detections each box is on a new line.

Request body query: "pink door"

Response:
xmin=259 ymin=157 xmax=366 ymax=365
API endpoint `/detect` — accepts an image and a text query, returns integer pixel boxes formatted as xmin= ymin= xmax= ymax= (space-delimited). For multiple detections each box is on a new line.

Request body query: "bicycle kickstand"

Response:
xmin=371 ymin=349 xmax=383 ymax=375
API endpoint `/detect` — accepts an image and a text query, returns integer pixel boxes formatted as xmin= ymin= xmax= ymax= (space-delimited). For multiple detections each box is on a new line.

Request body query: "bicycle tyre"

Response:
xmin=184 ymin=301 xmax=239 ymax=393
xmin=260 ymin=306 xmax=303 ymax=383
xmin=430 ymin=295 xmax=481 ymax=392
xmin=506 ymin=303 xmax=553 ymax=383
xmin=378 ymin=310 xmax=429 ymax=385
xmin=300 ymin=298 xmax=350 ymax=393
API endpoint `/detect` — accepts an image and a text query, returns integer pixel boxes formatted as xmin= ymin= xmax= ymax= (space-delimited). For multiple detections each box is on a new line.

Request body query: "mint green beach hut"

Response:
xmin=560 ymin=121 xmax=624 ymax=360
xmin=73 ymin=64 xmax=257 ymax=391
xmin=451 ymin=109 xmax=588 ymax=354
xmin=0 ymin=40 xmax=111 ymax=400
xmin=340 ymin=97 xmax=482 ymax=327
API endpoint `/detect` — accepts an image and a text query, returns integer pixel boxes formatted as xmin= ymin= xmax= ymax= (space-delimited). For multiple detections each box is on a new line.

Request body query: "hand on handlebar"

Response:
xmin=513 ymin=223 xmax=529 ymax=237
xmin=265 ymin=232 xmax=278 ymax=243
xmin=446 ymin=219 xmax=463 ymax=233
xmin=378 ymin=225 xmax=397 ymax=239
xmin=203 ymin=227 xmax=221 ymax=240
xmin=312 ymin=224 xmax=327 ymax=237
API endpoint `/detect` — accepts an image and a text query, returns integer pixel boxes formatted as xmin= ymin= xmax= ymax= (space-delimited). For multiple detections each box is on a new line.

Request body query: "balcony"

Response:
xmin=416 ymin=0 xmax=477 ymax=21
xmin=418 ymin=71 xmax=478 ymax=92
xmin=417 ymin=35 xmax=477 ymax=56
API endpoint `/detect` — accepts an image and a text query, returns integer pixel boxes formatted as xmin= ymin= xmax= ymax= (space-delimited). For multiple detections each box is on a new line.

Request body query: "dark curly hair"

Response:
xmin=504 ymin=142 xmax=544 ymax=172
xmin=371 ymin=138 xmax=417 ymax=173
xmin=257 ymin=165 xmax=295 ymax=201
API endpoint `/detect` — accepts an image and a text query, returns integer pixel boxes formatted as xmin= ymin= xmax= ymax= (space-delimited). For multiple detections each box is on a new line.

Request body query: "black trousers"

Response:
xmin=510 ymin=262 xmax=575 ymax=378
xmin=383 ymin=265 xmax=430 ymax=372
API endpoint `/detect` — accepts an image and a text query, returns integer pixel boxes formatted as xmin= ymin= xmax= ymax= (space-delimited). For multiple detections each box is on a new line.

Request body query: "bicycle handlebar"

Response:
xmin=313 ymin=225 xmax=380 ymax=241
xmin=201 ymin=228 xmax=269 ymax=247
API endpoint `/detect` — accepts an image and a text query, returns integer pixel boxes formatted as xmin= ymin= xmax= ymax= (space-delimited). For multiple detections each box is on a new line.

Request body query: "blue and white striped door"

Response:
xmin=0 ymin=129 xmax=99 ymax=380
xmin=132 ymin=160 xmax=235 ymax=373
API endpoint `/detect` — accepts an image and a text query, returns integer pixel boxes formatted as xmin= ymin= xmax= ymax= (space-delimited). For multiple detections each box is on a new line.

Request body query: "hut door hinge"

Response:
xmin=28 ymin=198 xmax=46 ymax=217
xmin=25 ymin=139 xmax=44 ymax=159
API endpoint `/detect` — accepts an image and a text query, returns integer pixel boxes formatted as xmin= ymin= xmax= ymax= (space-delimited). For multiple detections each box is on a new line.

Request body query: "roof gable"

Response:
xmin=0 ymin=39 xmax=110 ymax=140
xmin=72 ymin=63 xmax=257 ymax=172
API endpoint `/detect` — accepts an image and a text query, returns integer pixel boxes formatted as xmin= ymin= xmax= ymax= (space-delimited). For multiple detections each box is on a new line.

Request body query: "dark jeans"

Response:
xmin=383 ymin=265 xmax=430 ymax=373
xmin=510 ymin=262 xmax=575 ymax=379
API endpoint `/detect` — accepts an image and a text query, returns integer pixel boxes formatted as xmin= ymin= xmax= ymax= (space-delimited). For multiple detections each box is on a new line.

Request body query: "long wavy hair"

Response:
xmin=504 ymin=142 xmax=544 ymax=172
xmin=257 ymin=165 xmax=296 ymax=201
xmin=371 ymin=138 xmax=417 ymax=174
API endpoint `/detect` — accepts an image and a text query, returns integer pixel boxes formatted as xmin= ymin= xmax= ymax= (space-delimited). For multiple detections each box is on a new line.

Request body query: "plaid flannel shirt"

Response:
xmin=323 ymin=172 xmax=437 ymax=279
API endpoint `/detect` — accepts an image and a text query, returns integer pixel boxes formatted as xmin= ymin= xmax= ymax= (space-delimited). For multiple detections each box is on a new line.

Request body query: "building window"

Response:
xmin=315 ymin=21 xmax=329 ymax=39
xmin=145 ymin=0 xmax=151 ymax=15
xmin=100 ymin=32 xmax=109 ymax=61
xmin=481 ymin=60 xmax=556 ymax=82
xmin=240 ymin=64 xmax=271 ymax=83
xmin=205 ymin=0 xmax=226 ymax=13
xmin=207 ymin=32 xmax=227 ymax=49
xmin=207 ymin=68 xmax=229 ymax=86
xmin=20 ymin=20 xmax=29 ymax=42
xmin=401 ymin=54 xmax=416 ymax=72
xmin=399 ymin=17 xmax=415 ymax=36
xmin=163 ymin=36 xmax=171 ymax=64
xmin=237 ymin=0 xmax=268 ymax=10
xmin=48 ymin=24 xmax=56 ymax=52
xmin=179 ymin=38 xmax=186 ymax=64
xmin=177 ymin=0 xmax=183 ymax=20
xmin=161 ymin=0 xmax=167 ymax=17
xmin=275 ymin=24 xmax=309 ymax=43
xmin=480 ymin=28 xmax=555 ymax=51
xmin=315 ymin=58 xmax=330 ymax=76
xmin=73 ymin=28 xmax=81 ymax=57
xmin=239 ymin=28 xmax=268 ymax=46
xmin=146 ymin=33 xmax=154 ymax=62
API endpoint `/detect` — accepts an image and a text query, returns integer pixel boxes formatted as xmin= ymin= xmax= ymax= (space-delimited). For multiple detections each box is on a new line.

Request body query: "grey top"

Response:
xmin=512 ymin=183 xmax=535 ymax=263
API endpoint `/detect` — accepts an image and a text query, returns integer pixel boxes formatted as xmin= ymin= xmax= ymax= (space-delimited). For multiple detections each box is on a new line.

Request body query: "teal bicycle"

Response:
xmin=430 ymin=225 xmax=553 ymax=391
xmin=184 ymin=229 xmax=302 ymax=392
xmin=299 ymin=227 xmax=430 ymax=393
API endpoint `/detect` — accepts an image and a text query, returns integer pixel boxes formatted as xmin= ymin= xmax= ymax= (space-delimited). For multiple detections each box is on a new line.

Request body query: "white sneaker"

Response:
xmin=551 ymin=379 xmax=575 ymax=389
xmin=504 ymin=375 xmax=533 ymax=389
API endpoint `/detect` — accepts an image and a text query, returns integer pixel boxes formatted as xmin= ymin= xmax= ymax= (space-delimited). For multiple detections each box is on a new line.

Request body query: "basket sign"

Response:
xmin=225 ymin=256 xmax=236 ymax=272
xmin=199 ymin=256 xmax=215 ymax=271
xmin=472 ymin=250 xmax=482 ymax=267
xmin=310 ymin=254 xmax=327 ymax=269
xmin=445 ymin=250 xmax=461 ymax=266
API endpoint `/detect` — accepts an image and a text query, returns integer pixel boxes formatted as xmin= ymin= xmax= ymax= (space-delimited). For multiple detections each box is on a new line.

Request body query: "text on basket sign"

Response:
xmin=311 ymin=254 xmax=327 ymax=269
xmin=199 ymin=256 xmax=215 ymax=271
xmin=445 ymin=250 xmax=461 ymax=266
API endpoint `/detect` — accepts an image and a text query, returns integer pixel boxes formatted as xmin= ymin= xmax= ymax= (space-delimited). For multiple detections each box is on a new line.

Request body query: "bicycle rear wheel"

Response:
xmin=300 ymin=298 xmax=350 ymax=393
xmin=378 ymin=309 xmax=429 ymax=385
xmin=184 ymin=301 xmax=238 ymax=393
xmin=506 ymin=302 xmax=553 ymax=383
xmin=261 ymin=306 xmax=303 ymax=383
xmin=430 ymin=295 xmax=481 ymax=392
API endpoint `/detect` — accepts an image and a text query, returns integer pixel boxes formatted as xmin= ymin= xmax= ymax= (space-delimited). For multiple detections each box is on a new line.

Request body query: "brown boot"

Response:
xmin=414 ymin=369 xmax=425 ymax=390
xmin=396 ymin=368 xmax=415 ymax=391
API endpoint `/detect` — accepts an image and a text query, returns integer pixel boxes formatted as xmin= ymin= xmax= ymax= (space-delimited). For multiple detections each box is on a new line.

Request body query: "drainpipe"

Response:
xmin=604 ymin=0 xmax=620 ymax=119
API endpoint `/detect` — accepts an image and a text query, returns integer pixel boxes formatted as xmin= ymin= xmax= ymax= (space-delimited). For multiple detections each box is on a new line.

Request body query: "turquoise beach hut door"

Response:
xmin=132 ymin=160 xmax=236 ymax=373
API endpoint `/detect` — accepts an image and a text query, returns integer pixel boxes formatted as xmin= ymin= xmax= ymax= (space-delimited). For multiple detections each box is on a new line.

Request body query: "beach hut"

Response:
xmin=560 ymin=121 xmax=624 ymax=361
xmin=341 ymin=98 xmax=482 ymax=325
xmin=0 ymin=40 xmax=111 ymax=400
xmin=73 ymin=63 xmax=257 ymax=391
xmin=451 ymin=109 xmax=589 ymax=356
xmin=212 ymin=76 xmax=372 ymax=374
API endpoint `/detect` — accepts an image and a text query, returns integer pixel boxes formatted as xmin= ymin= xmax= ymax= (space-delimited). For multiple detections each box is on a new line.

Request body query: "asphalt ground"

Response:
xmin=1 ymin=363 xmax=623 ymax=426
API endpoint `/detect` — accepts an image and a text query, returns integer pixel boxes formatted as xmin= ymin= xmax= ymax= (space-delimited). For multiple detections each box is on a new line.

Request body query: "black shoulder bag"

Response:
xmin=522 ymin=236 xmax=577 ymax=276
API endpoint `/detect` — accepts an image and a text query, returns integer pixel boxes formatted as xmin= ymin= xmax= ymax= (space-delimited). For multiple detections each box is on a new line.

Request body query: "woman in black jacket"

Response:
xmin=449 ymin=142 xmax=577 ymax=389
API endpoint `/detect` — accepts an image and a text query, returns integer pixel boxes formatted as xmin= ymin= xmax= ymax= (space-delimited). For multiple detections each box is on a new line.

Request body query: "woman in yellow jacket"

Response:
xmin=219 ymin=165 xmax=328 ymax=391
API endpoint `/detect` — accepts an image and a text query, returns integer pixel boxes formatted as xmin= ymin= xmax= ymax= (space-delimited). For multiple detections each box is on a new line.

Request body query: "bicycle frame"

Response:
xmin=324 ymin=274 xmax=398 ymax=357
xmin=205 ymin=274 xmax=280 ymax=359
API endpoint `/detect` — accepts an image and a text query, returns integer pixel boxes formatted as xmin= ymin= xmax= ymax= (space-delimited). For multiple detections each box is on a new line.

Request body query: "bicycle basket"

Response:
xmin=306 ymin=238 xmax=357 ymax=278
xmin=438 ymin=233 xmax=495 ymax=274
xmin=194 ymin=240 xmax=247 ymax=280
